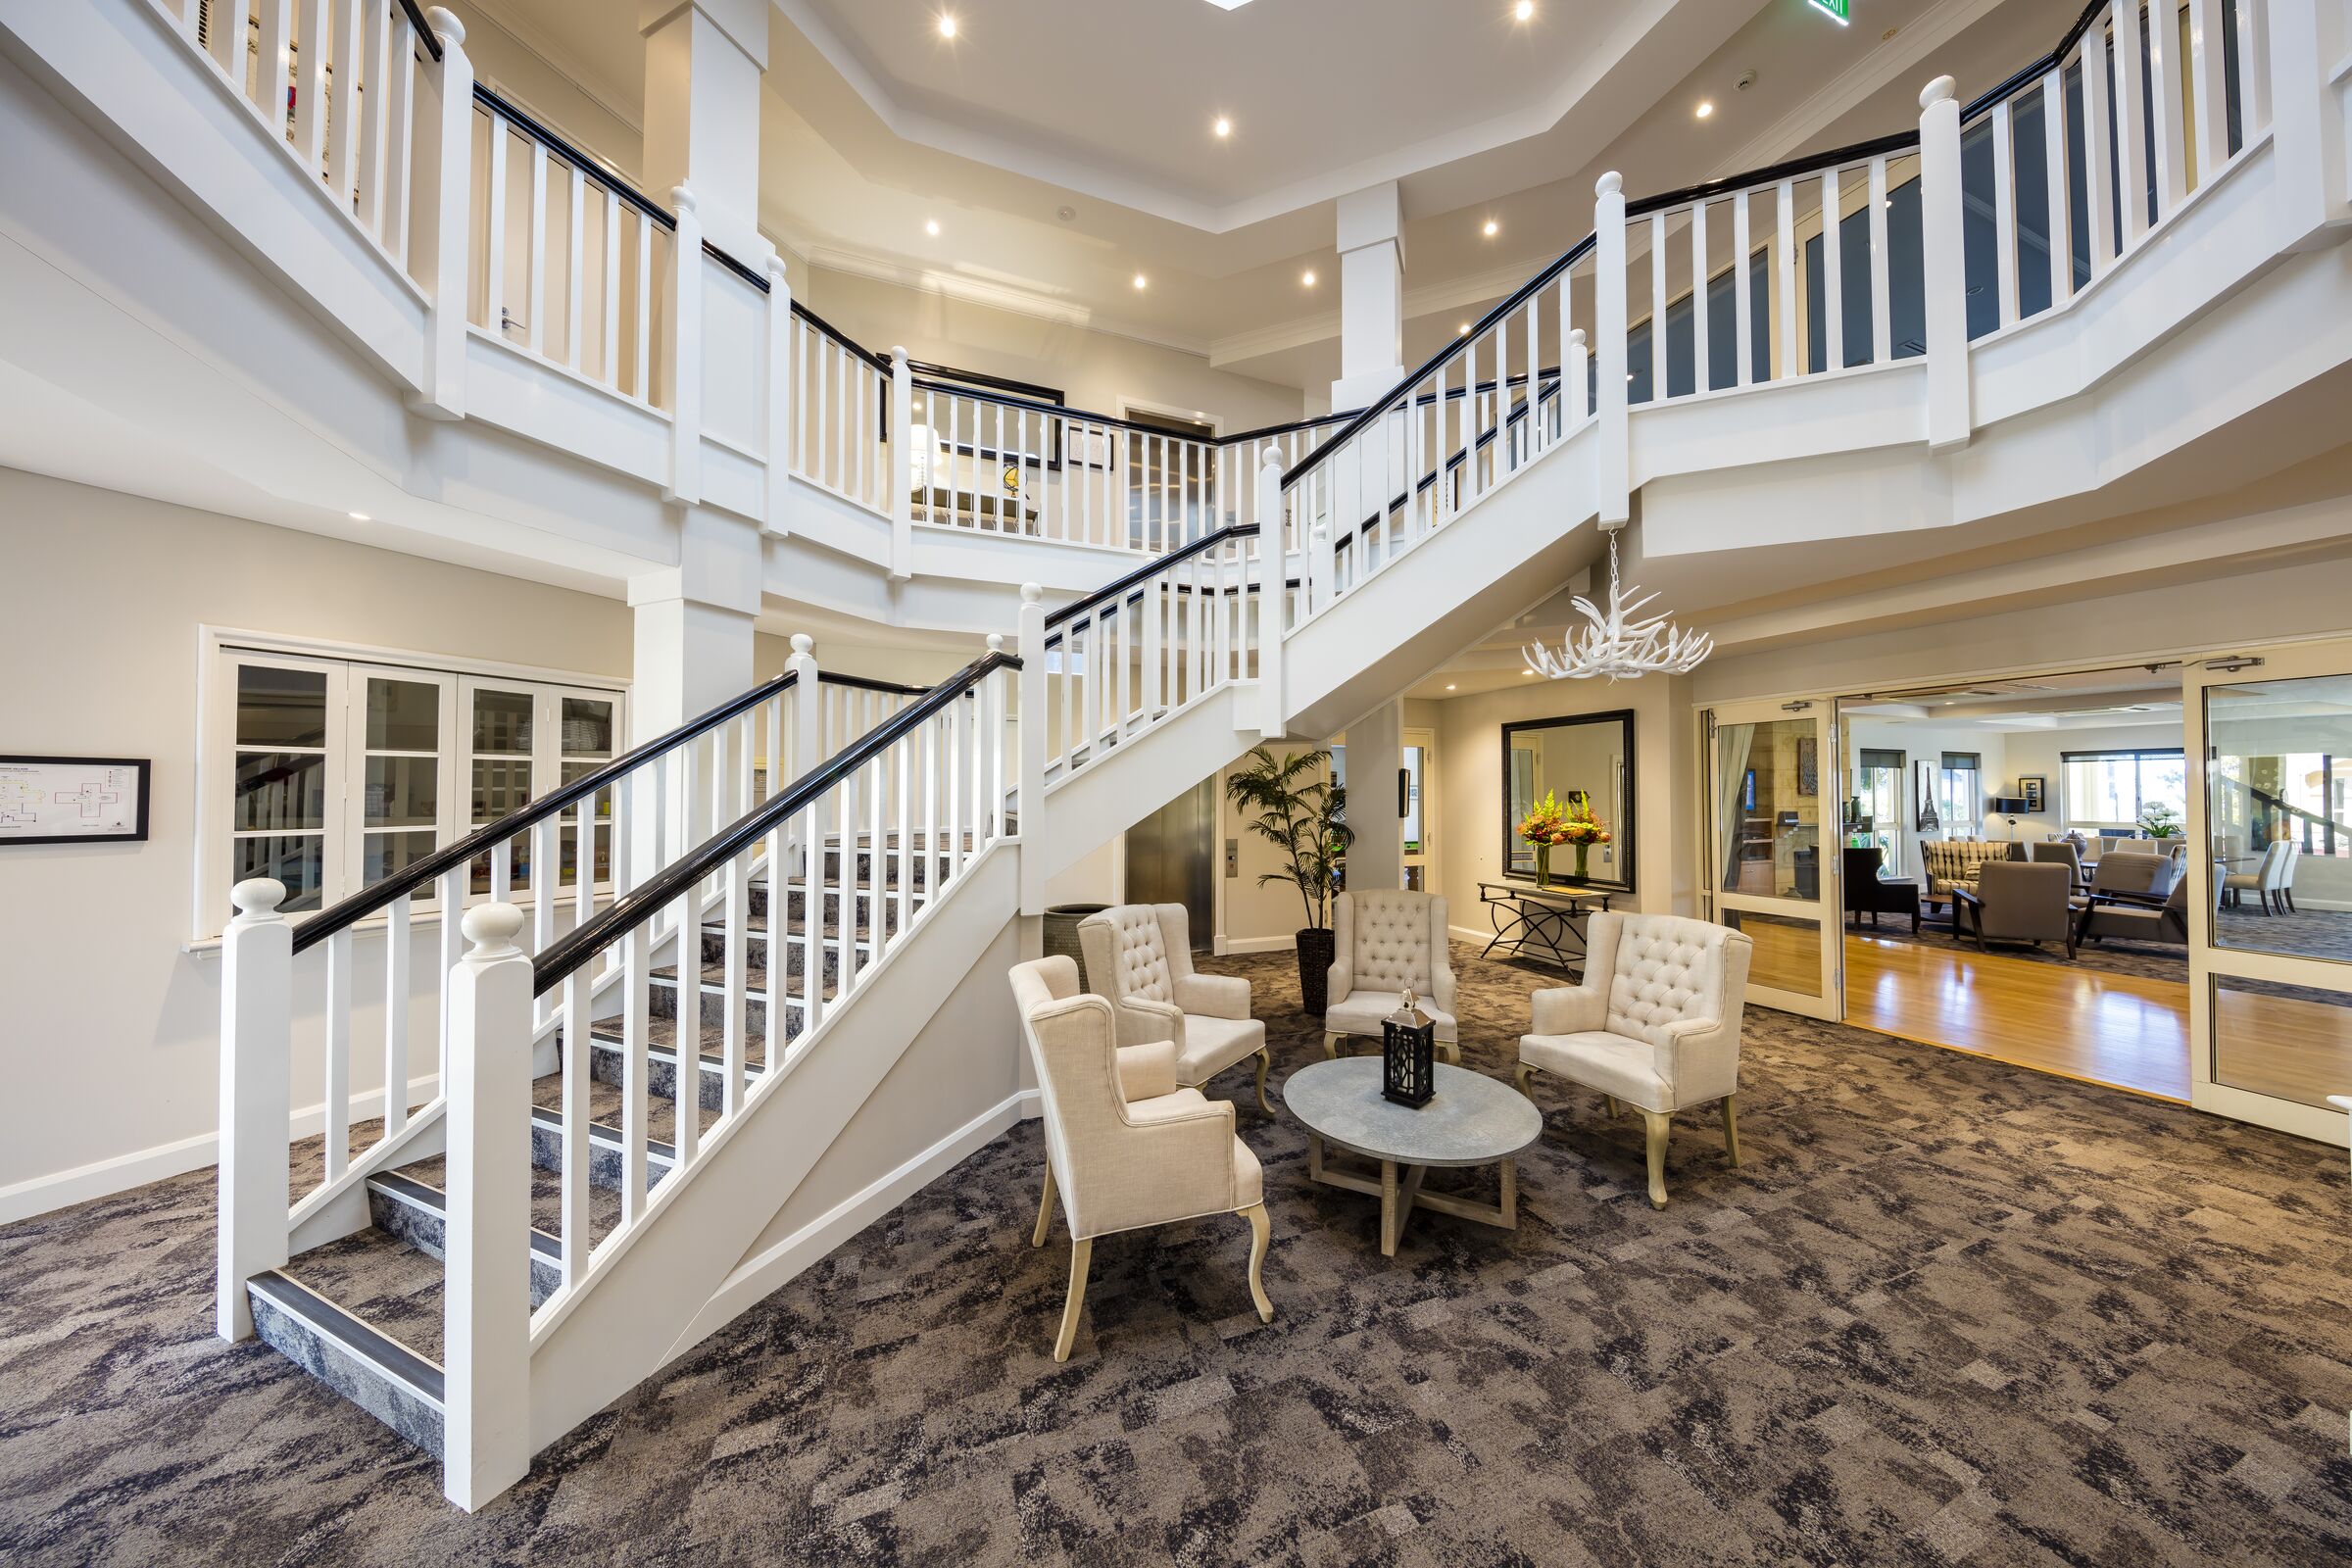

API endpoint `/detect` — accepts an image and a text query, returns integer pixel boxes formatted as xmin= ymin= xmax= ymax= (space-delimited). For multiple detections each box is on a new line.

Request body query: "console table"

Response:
xmin=1477 ymin=880 xmax=1614 ymax=973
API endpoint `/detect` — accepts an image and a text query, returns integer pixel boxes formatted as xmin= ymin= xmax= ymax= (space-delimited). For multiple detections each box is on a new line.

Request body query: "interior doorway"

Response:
xmin=1833 ymin=663 xmax=2196 ymax=1102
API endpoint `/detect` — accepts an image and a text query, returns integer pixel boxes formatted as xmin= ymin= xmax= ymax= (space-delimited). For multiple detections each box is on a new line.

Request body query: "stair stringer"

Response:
xmin=1037 ymin=686 xmax=1259 ymax=885
xmin=1284 ymin=419 xmax=1604 ymax=740
xmin=522 ymin=842 xmax=1020 ymax=1453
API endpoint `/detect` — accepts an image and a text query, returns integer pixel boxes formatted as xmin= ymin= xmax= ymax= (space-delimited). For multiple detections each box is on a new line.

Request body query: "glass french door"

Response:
xmin=1701 ymin=697 xmax=1841 ymax=1020
xmin=2185 ymin=642 xmax=2352 ymax=1148
xmin=1402 ymin=730 xmax=1434 ymax=893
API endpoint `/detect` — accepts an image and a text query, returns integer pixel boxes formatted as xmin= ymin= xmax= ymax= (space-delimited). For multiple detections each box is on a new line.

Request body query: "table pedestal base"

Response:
xmin=1307 ymin=1135 xmax=1519 ymax=1256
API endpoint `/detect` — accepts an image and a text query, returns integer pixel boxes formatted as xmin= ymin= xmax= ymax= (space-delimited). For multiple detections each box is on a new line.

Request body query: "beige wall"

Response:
xmin=0 ymin=470 xmax=634 ymax=1209
xmin=800 ymin=268 xmax=1308 ymax=434
xmin=450 ymin=4 xmax=645 ymax=185
xmin=1427 ymin=677 xmax=1689 ymax=947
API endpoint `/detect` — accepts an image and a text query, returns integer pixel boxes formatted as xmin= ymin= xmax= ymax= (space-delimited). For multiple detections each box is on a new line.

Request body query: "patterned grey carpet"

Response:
xmin=4 ymin=944 xmax=2351 ymax=1566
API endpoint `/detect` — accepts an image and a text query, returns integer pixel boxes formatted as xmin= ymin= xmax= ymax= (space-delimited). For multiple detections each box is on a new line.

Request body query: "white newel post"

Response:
xmin=889 ymin=347 xmax=914 ymax=581
xmin=764 ymin=255 xmax=794 ymax=535
xmin=441 ymin=903 xmax=533 ymax=1511
xmin=1255 ymin=447 xmax=1286 ymax=740
xmin=217 ymin=878 xmax=292 ymax=1342
xmin=407 ymin=9 xmax=473 ymax=419
xmin=788 ymin=633 xmax=822 ymax=773
xmin=1592 ymin=172 xmax=1630 ymax=526
xmin=665 ymin=187 xmax=705 ymax=504
xmin=2269 ymin=0 xmax=2351 ymax=249
xmin=1917 ymin=76 xmax=1973 ymax=453
xmin=1016 ymin=584 xmax=1048 ymax=915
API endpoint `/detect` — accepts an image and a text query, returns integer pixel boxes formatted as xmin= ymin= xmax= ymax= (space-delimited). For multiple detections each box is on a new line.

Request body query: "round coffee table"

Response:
xmin=1284 ymin=1057 xmax=1544 ymax=1256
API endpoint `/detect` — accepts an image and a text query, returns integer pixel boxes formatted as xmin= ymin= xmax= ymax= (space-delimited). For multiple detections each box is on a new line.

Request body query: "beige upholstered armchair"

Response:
xmin=1515 ymin=912 xmax=1752 ymax=1209
xmin=1322 ymin=890 xmax=1459 ymax=1061
xmin=1077 ymin=904 xmax=1271 ymax=1111
xmin=1953 ymin=860 xmax=2077 ymax=956
xmin=1009 ymin=956 xmax=1273 ymax=1361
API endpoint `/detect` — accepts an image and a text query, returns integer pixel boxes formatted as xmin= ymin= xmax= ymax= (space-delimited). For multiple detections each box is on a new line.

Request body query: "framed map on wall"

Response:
xmin=0 ymin=756 xmax=151 ymax=845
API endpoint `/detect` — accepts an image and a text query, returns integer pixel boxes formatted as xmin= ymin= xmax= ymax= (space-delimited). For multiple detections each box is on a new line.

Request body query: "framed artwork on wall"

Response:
xmin=0 ymin=756 xmax=151 ymax=845
xmin=1796 ymin=736 xmax=1818 ymax=797
xmin=1914 ymin=760 xmax=1940 ymax=832
xmin=2019 ymin=775 xmax=2046 ymax=812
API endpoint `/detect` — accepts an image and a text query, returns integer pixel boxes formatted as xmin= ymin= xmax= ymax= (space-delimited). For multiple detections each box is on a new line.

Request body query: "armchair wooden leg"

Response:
xmin=1241 ymin=1201 xmax=1273 ymax=1323
xmin=1031 ymin=1162 xmax=1056 ymax=1249
xmin=1251 ymin=1048 xmax=1272 ymax=1114
xmin=1514 ymin=1061 xmax=1538 ymax=1099
xmin=1054 ymin=1238 xmax=1093 ymax=1362
xmin=1641 ymin=1110 xmax=1671 ymax=1210
xmin=1322 ymin=1030 xmax=1343 ymax=1059
xmin=1439 ymin=1039 xmax=1460 ymax=1063
xmin=1721 ymin=1095 xmax=1741 ymax=1167
xmin=1603 ymin=1095 xmax=1621 ymax=1120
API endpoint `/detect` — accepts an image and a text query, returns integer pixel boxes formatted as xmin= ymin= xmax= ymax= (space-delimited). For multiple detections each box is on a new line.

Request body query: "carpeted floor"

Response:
xmin=6 ymin=944 xmax=2352 ymax=1566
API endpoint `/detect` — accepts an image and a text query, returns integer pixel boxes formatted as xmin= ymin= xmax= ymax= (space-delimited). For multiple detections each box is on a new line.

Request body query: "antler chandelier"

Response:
xmin=1522 ymin=523 xmax=1711 ymax=680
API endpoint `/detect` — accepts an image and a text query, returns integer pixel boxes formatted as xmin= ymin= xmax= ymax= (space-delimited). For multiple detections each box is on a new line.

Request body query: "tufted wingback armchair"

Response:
xmin=1010 ymin=956 xmax=1273 ymax=1361
xmin=1077 ymin=904 xmax=1271 ymax=1110
xmin=1322 ymin=890 xmax=1460 ymax=1062
xmin=1515 ymin=912 xmax=1752 ymax=1209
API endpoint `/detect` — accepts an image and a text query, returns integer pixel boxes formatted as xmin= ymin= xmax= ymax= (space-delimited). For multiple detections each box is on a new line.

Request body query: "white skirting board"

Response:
xmin=663 ymin=1087 xmax=1043 ymax=1364
xmin=1216 ymin=934 xmax=1298 ymax=956
xmin=0 ymin=1071 xmax=445 ymax=1227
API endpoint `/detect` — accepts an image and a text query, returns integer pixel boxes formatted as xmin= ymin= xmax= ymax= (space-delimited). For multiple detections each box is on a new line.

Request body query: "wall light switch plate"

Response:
xmin=1225 ymin=838 xmax=1239 ymax=877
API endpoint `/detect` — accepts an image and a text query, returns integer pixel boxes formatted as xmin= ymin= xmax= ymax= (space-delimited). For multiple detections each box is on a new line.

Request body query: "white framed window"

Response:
xmin=197 ymin=634 xmax=624 ymax=940
xmin=1935 ymin=751 xmax=1983 ymax=839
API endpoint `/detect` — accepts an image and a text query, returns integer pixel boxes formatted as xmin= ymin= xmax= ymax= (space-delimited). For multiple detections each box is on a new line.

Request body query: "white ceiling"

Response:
xmin=454 ymin=0 xmax=2064 ymax=390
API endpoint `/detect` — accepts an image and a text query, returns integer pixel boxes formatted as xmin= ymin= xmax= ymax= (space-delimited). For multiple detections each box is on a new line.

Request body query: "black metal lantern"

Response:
xmin=1382 ymin=988 xmax=1436 ymax=1107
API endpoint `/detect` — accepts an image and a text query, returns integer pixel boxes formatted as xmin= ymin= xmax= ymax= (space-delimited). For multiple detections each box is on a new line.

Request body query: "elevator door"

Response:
xmin=1125 ymin=778 xmax=1216 ymax=949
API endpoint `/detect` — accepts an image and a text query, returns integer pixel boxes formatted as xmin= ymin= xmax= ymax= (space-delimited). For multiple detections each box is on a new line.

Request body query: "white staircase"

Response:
xmin=23 ymin=0 xmax=2330 ymax=1510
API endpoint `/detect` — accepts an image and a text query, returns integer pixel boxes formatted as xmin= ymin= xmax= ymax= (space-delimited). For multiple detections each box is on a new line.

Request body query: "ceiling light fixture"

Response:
xmin=1458 ymin=322 xmax=1471 ymax=335
xmin=1523 ymin=523 xmax=1712 ymax=680
xmin=937 ymin=13 xmax=957 ymax=38
xmin=1301 ymin=270 xmax=1316 ymax=286
xmin=1514 ymin=0 xmax=1534 ymax=19
xmin=1446 ymin=683 xmax=1457 ymax=691
xmin=1695 ymin=100 xmax=1714 ymax=119
xmin=1133 ymin=273 xmax=1148 ymax=290
xmin=348 ymin=511 xmax=369 ymax=521
xmin=1213 ymin=116 xmax=1231 ymax=138
xmin=925 ymin=219 xmax=940 ymax=236
xmin=1483 ymin=219 xmax=1499 ymax=237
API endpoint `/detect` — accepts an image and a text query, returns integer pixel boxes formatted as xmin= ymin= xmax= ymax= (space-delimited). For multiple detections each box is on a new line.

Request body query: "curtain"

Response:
xmin=1712 ymin=721 xmax=1756 ymax=896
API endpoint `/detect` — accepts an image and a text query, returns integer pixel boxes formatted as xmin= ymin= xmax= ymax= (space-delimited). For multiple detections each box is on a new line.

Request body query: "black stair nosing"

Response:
xmin=700 ymin=921 xmax=875 ymax=950
xmin=247 ymin=1269 xmax=446 ymax=1407
xmin=368 ymin=1170 xmax=563 ymax=1265
xmin=527 ymin=1102 xmax=676 ymax=1165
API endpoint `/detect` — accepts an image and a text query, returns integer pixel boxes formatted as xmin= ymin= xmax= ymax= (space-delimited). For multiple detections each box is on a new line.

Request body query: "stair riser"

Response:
xmin=697 ymin=927 xmax=849 ymax=985
xmin=247 ymin=1279 xmax=445 ymax=1458
xmin=817 ymin=849 xmax=949 ymax=889
xmin=528 ymin=1113 xmax=675 ymax=1195
xmin=650 ymin=978 xmax=771 ymax=1038
xmin=782 ymin=887 xmax=914 ymax=929
xmin=367 ymin=1183 xmax=561 ymax=1309
xmin=583 ymin=1035 xmax=789 ymax=1113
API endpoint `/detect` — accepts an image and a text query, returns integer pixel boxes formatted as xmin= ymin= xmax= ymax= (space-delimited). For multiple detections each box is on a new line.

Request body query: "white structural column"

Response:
xmin=638 ymin=0 xmax=767 ymax=266
xmin=1346 ymin=699 xmax=1406 ymax=891
xmin=1332 ymin=183 xmax=1407 ymax=412
xmin=627 ymin=511 xmax=760 ymax=870
xmin=2269 ymin=0 xmax=2352 ymax=250
xmin=408 ymin=8 xmax=473 ymax=419
xmin=1917 ymin=76 xmax=1972 ymax=452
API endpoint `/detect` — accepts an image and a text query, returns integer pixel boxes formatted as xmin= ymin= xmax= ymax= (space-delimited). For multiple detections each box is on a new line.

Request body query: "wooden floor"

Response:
xmin=1842 ymin=935 xmax=2192 ymax=1102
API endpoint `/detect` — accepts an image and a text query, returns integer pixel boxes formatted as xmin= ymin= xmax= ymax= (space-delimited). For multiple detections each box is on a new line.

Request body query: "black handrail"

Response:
xmin=532 ymin=650 xmax=1022 ymax=995
xmin=1282 ymin=233 xmax=1598 ymax=489
xmin=1043 ymin=523 xmax=1260 ymax=632
xmin=395 ymin=0 xmax=442 ymax=61
xmin=474 ymin=84 xmax=673 ymax=231
xmin=1624 ymin=127 xmax=1922 ymax=220
xmin=791 ymin=300 xmax=894 ymax=375
xmin=290 ymin=668 xmax=798 ymax=953
xmin=704 ymin=241 xmax=769 ymax=294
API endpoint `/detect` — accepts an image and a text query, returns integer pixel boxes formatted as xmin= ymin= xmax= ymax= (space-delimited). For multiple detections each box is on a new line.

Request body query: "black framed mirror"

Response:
xmin=1501 ymin=710 xmax=1635 ymax=891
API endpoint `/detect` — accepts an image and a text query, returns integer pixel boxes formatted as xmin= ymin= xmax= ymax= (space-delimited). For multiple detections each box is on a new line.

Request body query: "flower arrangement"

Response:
xmin=1519 ymin=790 xmax=1611 ymax=886
xmin=2137 ymin=802 xmax=2182 ymax=839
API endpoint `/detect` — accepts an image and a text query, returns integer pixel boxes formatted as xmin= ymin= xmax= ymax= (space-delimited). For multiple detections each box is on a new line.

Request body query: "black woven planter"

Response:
xmin=1295 ymin=926 xmax=1337 ymax=1016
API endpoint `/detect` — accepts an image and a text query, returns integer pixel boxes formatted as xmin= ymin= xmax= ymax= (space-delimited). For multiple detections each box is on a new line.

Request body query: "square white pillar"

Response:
xmin=1332 ymin=183 xmax=1406 ymax=412
xmin=639 ymin=0 xmax=767 ymax=265
xmin=1345 ymin=699 xmax=1406 ymax=891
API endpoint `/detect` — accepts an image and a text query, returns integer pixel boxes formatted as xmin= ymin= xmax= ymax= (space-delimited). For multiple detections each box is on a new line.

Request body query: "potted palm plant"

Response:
xmin=1224 ymin=745 xmax=1352 ymax=1014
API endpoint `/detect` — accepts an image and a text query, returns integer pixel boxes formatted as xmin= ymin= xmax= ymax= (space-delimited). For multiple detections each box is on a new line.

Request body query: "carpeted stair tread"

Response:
xmin=277 ymin=1226 xmax=446 ymax=1366
xmin=394 ymin=1152 xmax=623 ymax=1247
xmin=532 ymin=1067 xmax=719 ymax=1150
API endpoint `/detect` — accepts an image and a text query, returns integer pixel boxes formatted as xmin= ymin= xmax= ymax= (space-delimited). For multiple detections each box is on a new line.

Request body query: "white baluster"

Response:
xmin=605 ymin=192 xmax=624 ymax=389
xmin=2082 ymin=18 xmax=2118 ymax=276
xmin=257 ymin=1 xmax=295 ymax=135
xmin=293 ymin=0 xmax=332 ymax=172
xmin=722 ymin=855 xmax=749 ymax=1115
xmin=524 ymin=145 xmax=548 ymax=354
xmin=1774 ymin=179 xmax=1798 ymax=378
xmin=436 ymin=864 xmax=464 ymax=1081
xmin=1566 ymin=327 xmax=1589 ymax=423
xmin=1256 ymin=448 xmax=1285 ymax=737
xmin=218 ymin=878 xmax=292 ymax=1341
xmin=1919 ymin=76 xmax=1973 ymax=451
xmin=356 ymin=0 xmax=392 ymax=233
xmin=620 ymin=921 xmax=651 ymax=1222
xmin=1822 ymin=167 xmax=1846 ymax=367
xmin=1732 ymin=194 xmax=1754 ymax=388
xmin=2040 ymin=75 xmax=2072 ymax=309
xmin=1868 ymin=158 xmax=1893 ymax=360
xmin=2235 ymin=0 xmax=2270 ymax=138
xmin=324 ymin=927 xmax=353 ymax=1183
xmin=1593 ymin=172 xmax=1630 ymax=524
xmin=1017 ymin=584 xmax=1048 ymax=914
xmin=634 ymin=216 xmax=654 ymax=403
xmin=2151 ymin=0 xmax=2189 ymax=213
xmin=564 ymin=165 xmax=586 ymax=368
xmin=485 ymin=119 xmax=510 ymax=337
xmin=2114 ymin=0 xmax=2151 ymax=248
xmin=327 ymin=0 xmax=366 ymax=205
xmin=1690 ymin=200 xmax=1710 ymax=392
xmin=1990 ymin=102 xmax=2020 ymax=327
xmin=384 ymin=891 xmax=411 ymax=1139
xmin=560 ymin=966 xmax=589 ymax=1285
xmin=890 ymin=347 xmax=913 ymax=579
xmin=441 ymin=902 xmax=532 ymax=1511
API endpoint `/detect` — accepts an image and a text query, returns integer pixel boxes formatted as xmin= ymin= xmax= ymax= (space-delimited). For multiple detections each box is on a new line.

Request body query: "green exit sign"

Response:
xmin=1807 ymin=0 xmax=1850 ymax=22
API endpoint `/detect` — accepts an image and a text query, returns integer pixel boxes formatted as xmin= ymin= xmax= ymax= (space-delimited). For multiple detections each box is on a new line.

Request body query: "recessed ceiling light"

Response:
xmin=348 ymin=511 xmax=369 ymax=521
xmin=1133 ymin=273 xmax=1148 ymax=289
xmin=1522 ymin=668 xmax=1535 ymax=676
xmin=936 ymin=13 xmax=956 ymax=38
xmin=925 ymin=219 xmax=940 ymax=236
xmin=1458 ymin=322 xmax=1471 ymax=335
xmin=1056 ymin=205 xmax=1077 ymax=221
xmin=1696 ymin=100 xmax=1714 ymax=119
xmin=1301 ymin=270 xmax=1316 ymax=286
xmin=1213 ymin=116 xmax=1231 ymax=138
xmin=1483 ymin=219 xmax=1499 ymax=237
xmin=1514 ymin=0 xmax=1534 ymax=19
xmin=1446 ymin=683 xmax=1457 ymax=691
